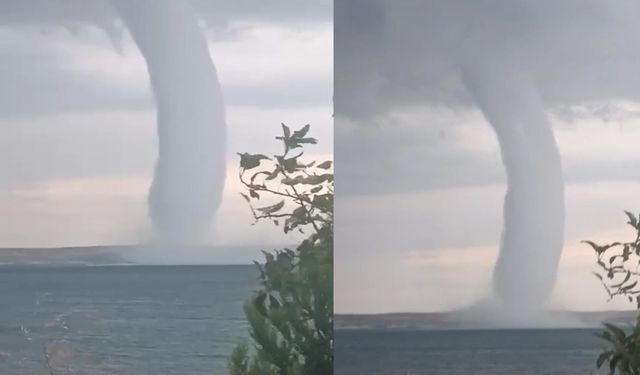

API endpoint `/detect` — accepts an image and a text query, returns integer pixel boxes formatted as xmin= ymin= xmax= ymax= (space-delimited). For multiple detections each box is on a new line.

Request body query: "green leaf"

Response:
xmin=254 ymin=292 xmax=267 ymax=311
xmin=604 ymin=323 xmax=627 ymax=342
xmin=281 ymin=123 xmax=291 ymax=140
xmin=281 ymin=176 xmax=303 ymax=185
xmin=282 ymin=174 xmax=331 ymax=186
xmin=625 ymin=211 xmax=638 ymax=228
xmin=610 ymin=353 xmax=620 ymax=373
xmin=622 ymin=280 xmax=638 ymax=291
xmin=317 ymin=160 xmax=332 ymax=169
xmin=597 ymin=351 xmax=612 ymax=368
xmin=269 ymin=295 xmax=281 ymax=309
xmin=293 ymin=137 xmax=318 ymax=146
xmin=238 ymin=153 xmax=270 ymax=170
xmin=278 ymin=154 xmax=304 ymax=173
xmin=257 ymin=200 xmax=285 ymax=215
xmin=312 ymin=194 xmax=333 ymax=212
xmin=622 ymin=245 xmax=631 ymax=261
xmin=265 ymin=168 xmax=280 ymax=181
xmin=284 ymin=137 xmax=318 ymax=151
xmin=292 ymin=124 xmax=310 ymax=138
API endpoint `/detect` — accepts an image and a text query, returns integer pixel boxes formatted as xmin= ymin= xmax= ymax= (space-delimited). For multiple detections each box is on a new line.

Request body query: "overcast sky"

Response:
xmin=0 ymin=0 xmax=332 ymax=260
xmin=335 ymin=0 xmax=640 ymax=313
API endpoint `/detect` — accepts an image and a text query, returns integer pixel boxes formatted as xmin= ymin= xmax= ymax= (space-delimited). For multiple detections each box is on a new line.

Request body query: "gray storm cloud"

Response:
xmin=0 ymin=1 xmax=330 ymax=26
xmin=336 ymin=0 xmax=640 ymax=310
xmin=112 ymin=0 xmax=226 ymax=244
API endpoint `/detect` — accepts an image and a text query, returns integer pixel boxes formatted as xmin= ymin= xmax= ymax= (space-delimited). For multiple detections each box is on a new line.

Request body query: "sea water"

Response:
xmin=1 ymin=265 xmax=614 ymax=375
xmin=335 ymin=328 xmax=607 ymax=375
xmin=0 ymin=265 xmax=257 ymax=374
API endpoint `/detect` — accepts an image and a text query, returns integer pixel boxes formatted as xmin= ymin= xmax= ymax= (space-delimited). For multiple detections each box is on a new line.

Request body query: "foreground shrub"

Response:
xmin=229 ymin=124 xmax=333 ymax=375
xmin=586 ymin=212 xmax=640 ymax=374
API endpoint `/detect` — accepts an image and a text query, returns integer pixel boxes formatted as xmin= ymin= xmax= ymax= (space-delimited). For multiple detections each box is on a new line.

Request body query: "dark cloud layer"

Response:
xmin=335 ymin=0 xmax=640 ymax=195
xmin=0 ymin=0 xmax=331 ymax=120
xmin=0 ymin=0 xmax=331 ymax=26
xmin=335 ymin=0 xmax=640 ymax=118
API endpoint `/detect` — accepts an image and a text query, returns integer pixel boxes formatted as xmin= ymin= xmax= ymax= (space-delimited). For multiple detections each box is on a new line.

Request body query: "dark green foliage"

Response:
xmin=229 ymin=124 xmax=333 ymax=375
xmin=595 ymin=319 xmax=640 ymax=375
xmin=587 ymin=212 xmax=640 ymax=374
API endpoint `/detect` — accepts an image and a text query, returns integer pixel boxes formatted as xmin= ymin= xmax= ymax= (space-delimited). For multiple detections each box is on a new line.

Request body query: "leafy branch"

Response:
xmin=585 ymin=211 xmax=640 ymax=306
xmin=237 ymin=123 xmax=333 ymax=235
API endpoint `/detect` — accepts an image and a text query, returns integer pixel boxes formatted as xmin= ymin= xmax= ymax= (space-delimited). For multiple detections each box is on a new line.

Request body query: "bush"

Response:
xmin=595 ymin=319 xmax=640 ymax=375
xmin=229 ymin=124 xmax=333 ymax=375
xmin=586 ymin=211 xmax=640 ymax=374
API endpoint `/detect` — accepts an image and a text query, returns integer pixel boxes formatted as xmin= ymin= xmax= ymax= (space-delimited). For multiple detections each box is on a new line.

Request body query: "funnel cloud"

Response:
xmin=112 ymin=0 xmax=226 ymax=244
xmin=462 ymin=62 xmax=564 ymax=308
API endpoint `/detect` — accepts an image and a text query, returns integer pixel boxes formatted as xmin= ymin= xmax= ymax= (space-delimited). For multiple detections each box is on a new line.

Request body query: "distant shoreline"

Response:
xmin=0 ymin=263 xmax=254 ymax=267
xmin=335 ymin=310 xmax=639 ymax=330
xmin=0 ymin=244 xmax=278 ymax=265
xmin=0 ymin=245 xmax=132 ymax=265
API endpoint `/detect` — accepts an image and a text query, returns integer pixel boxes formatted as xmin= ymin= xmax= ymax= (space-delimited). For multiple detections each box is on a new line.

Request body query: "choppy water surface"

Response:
xmin=335 ymin=328 xmax=607 ymax=375
xmin=0 ymin=265 xmax=256 ymax=374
